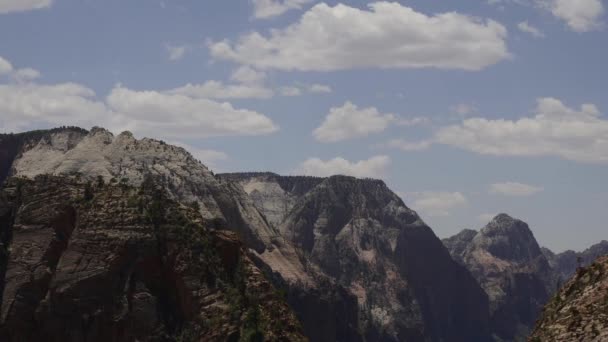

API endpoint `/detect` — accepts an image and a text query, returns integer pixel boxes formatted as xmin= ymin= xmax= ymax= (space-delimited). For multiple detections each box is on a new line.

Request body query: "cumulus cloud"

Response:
xmin=405 ymin=191 xmax=468 ymax=217
xmin=230 ymin=66 xmax=267 ymax=84
xmin=0 ymin=0 xmax=52 ymax=14
xmin=543 ymin=0 xmax=604 ymax=32
xmin=168 ymin=81 xmax=274 ymax=99
xmin=490 ymin=182 xmax=543 ymax=196
xmin=251 ymin=0 xmax=313 ymax=19
xmin=491 ymin=0 xmax=604 ymax=32
xmin=0 ymin=57 xmax=12 ymax=75
xmin=106 ymin=86 xmax=278 ymax=138
xmin=0 ymin=55 xmax=41 ymax=82
xmin=12 ymin=68 xmax=41 ymax=82
xmin=435 ymin=97 xmax=608 ymax=163
xmin=211 ymin=2 xmax=510 ymax=71
xmin=0 ymin=82 xmax=278 ymax=140
xmin=314 ymin=102 xmax=395 ymax=142
xmin=166 ymin=45 xmax=189 ymax=61
xmin=295 ymin=155 xmax=391 ymax=178
xmin=517 ymin=21 xmax=545 ymax=38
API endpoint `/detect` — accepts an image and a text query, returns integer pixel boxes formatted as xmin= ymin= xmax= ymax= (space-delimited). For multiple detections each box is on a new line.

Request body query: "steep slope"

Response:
xmin=222 ymin=173 xmax=493 ymax=342
xmin=0 ymin=175 xmax=304 ymax=341
xmin=443 ymin=214 xmax=554 ymax=341
xmin=543 ymin=241 xmax=608 ymax=283
xmin=0 ymin=127 xmax=310 ymax=284
xmin=530 ymin=256 xmax=608 ymax=342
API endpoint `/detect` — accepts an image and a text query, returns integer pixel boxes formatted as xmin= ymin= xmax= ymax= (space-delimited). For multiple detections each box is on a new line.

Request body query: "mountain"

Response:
xmin=530 ymin=256 xmax=608 ymax=341
xmin=1 ymin=127 xmax=496 ymax=341
xmin=443 ymin=214 xmax=554 ymax=341
xmin=221 ymin=172 xmax=493 ymax=341
xmin=0 ymin=175 xmax=304 ymax=341
xmin=542 ymin=241 xmax=608 ymax=282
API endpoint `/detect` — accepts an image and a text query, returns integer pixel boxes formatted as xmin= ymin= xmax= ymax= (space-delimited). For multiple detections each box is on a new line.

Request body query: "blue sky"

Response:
xmin=1 ymin=0 xmax=607 ymax=252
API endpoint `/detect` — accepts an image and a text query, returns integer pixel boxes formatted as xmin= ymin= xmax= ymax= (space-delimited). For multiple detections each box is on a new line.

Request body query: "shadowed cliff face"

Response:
xmin=530 ymin=256 xmax=608 ymax=342
xmin=443 ymin=214 xmax=554 ymax=341
xmin=224 ymin=173 xmax=493 ymax=342
xmin=0 ymin=176 xmax=305 ymax=342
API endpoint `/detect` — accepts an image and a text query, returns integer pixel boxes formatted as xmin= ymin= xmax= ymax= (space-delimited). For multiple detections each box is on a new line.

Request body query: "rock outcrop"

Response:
xmin=0 ymin=175 xmax=305 ymax=341
xmin=530 ymin=256 xmax=608 ymax=342
xmin=222 ymin=172 xmax=493 ymax=342
xmin=443 ymin=214 xmax=554 ymax=341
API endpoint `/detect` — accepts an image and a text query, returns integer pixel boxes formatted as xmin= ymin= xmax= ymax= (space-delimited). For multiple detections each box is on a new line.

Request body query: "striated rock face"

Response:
xmin=0 ymin=175 xmax=305 ymax=341
xmin=222 ymin=172 xmax=492 ymax=342
xmin=543 ymin=241 xmax=608 ymax=283
xmin=443 ymin=214 xmax=554 ymax=341
xmin=530 ymin=256 xmax=608 ymax=342
xmin=0 ymin=127 xmax=310 ymax=284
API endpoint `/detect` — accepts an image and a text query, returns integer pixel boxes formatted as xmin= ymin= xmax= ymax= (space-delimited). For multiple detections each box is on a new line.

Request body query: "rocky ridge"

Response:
xmin=0 ymin=127 xmax=310 ymax=285
xmin=530 ymin=256 xmax=608 ymax=342
xmin=0 ymin=175 xmax=304 ymax=341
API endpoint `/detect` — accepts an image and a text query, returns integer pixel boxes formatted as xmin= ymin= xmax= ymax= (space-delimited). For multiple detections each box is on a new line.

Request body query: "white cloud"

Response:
xmin=491 ymin=0 xmax=604 ymax=32
xmin=106 ymin=86 xmax=278 ymax=138
xmin=211 ymin=2 xmax=510 ymax=71
xmin=0 ymin=0 xmax=52 ymax=14
xmin=168 ymin=81 xmax=274 ymax=99
xmin=309 ymin=83 xmax=332 ymax=94
xmin=230 ymin=66 xmax=267 ymax=84
xmin=295 ymin=155 xmax=391 ymax=178
xmin=0 ymin=82 xmax=278 ymax=139
xmin=385 ymin=139 xmax=432 ymax=151
xmin=490 ymin=182 xmax=544 ymax=196
xmin=12 ymin=68 xmax=41 ymax=82
xmin=517 ymin=21 xmax=545 ymax=38
xmin=435 ymin=97 xmax=608 ymax=163
xmin=166 ymin=45 xmax=188 ymax=61
xmin=0 ymin=56 xmax=13 ymax=75
xmin=405 ymin=191 xmax=468 ymax=217
xmin=313 ymin=102 xmax=395 ymax=142
xmin=280 ymin=86 xmax=302 ymax=96
xmin=251 ymin=0 xmax=313 ymax=19
xmin=543 ymin=0 xmax=604 ymax=32
xmin=0 ymin=82 xmax=110 ymax=132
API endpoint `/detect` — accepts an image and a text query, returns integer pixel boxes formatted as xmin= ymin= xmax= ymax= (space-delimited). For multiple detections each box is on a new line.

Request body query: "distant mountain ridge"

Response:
xmin=443 ymin=214 xmax=608 ymax=341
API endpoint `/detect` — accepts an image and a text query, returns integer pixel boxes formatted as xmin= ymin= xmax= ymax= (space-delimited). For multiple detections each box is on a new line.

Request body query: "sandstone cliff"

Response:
xmin=0 ymin=175 xmax=305 ymax=341
xmin=222 ymin=172 xmax=493 ymax=342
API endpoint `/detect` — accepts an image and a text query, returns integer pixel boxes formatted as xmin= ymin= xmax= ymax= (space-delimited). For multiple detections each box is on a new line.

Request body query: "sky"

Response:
xmin=0 ymin=0 xmax=607 ymax=252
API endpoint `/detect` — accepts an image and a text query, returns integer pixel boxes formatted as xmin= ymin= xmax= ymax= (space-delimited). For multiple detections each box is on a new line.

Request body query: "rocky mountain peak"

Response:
xmin=475 ymin=213 xmax=543 ymax=263
xmin=227 ymin=172 xmax=492 ymax=341
xmin=443 ymin=214 xmax=553 ymax=341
